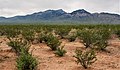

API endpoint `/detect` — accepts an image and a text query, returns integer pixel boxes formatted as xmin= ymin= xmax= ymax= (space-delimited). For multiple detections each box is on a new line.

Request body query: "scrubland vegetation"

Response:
xmin=0 ymin=24 xmax=120 ymax=70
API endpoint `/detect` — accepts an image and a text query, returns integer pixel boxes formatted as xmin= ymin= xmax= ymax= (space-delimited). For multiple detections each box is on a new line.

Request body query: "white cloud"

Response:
xmin=0 ymin=0 xmax=119 ymax=17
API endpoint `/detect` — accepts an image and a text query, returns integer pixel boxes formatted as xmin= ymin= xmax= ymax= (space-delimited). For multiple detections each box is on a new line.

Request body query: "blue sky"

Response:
xmin=0 ymin=0 xmax=119 ymax=17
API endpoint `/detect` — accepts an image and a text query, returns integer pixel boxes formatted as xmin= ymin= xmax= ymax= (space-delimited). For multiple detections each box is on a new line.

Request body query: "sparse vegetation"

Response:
xmin=7 ymin=38 xmax=38 ymax=70
xmin=55 ymin=28 xmax=71 ymax=39
xmin=17 ymin=52 xmax=38 ymax=70
xmin=7 ymin=38 xmax=30 ymax=55
xmin=94 ymin=29 xmax=111 ymax=51
xmin=67 ymin=32 xmax=77 ymax=42
xmin=77 ymin=29 xmax=97 ymax=48
xmin=74 ymin=49 xmax=97 ymax=69
xmin=0 ymin=24 xmax=120 ymax=70
xmin=54 ymin=46 xmax=67 ymax=57
xmin=45 ymin=33 xmax=61 ymax=51
xmin=37 ymin=32 xmax=47 ymax=43
xmin=22 ymin=30 xmax=35 ymax=43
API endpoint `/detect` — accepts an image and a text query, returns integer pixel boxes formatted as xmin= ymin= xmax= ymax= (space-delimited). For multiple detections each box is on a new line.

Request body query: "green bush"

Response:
xmin=94 ymin=29 xmax=111 ymax=51
xmin=67 ymin=33 xmax=77 ymax=42
xmin=22 ymin=31 xmax=35 ymax=42
xmin=54 ymin=46 xmax=67 ymax=57
xmin=7 ymin=39 xmax=30 ymax=55
xmin=46 ymin=33 xmax=61 ymax=51
xmin=5 ymin=29 xmax=21 ymax=39
xmin=95 ymin=40 xmax=108 ymax=51
xmin=74 ymin=49 xmax=97 ymax=69
xmin=8 ymin=38 xmax=38 ymax=70
xmin=115 ymin=29 xmax=120 ymax=37
xmin=77 ymin=30 xmax=97 ymax=48
xmin=17 ymin=53 xmax=38 ymax=70
xmin=37 ymin=32 xmax=47 ymax=43
xmin=55 ymin=28 xmax=70 ymax=39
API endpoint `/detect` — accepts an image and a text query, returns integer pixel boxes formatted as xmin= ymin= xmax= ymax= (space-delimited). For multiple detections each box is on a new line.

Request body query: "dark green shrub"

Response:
xmin=115 ymin=29 xmax=120 ymax=37
xmin=95 ymin=40 xmax=108 ymax=51
xmin=17 ymin=53 xmax=38 ymax=70
xmin=54 ymin=46 xmax=67 ymax=57
xmin=8 ymin=38 xmax=38 ymax=70
xmin=94 ymin=29 xmax=111 ymax=51
xmin=22 ymin=31 xmax=35 ymax=42
xmin=7 ymin=39 xmax=30 ymax=55
xmin=67 ymin=33 xmax=77 ymax=42
xmin=74 ymin=49 xmax=97 ymax=69
xmin=37 ymin=32 xmax=47 ymax=43
xmin=5 ymin=29 xmax=21 ymax=39
xmin=77 ymin=30 xmax=97 ymax=48
xmin=46 ymin=33 xmax=61 ymax=51
xmin=55 ymin=29 xmax=70 ymax=39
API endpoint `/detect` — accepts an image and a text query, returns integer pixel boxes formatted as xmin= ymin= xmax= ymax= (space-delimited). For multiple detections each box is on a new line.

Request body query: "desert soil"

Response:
xmin=0 ymin=36 xmax=120 ymax=70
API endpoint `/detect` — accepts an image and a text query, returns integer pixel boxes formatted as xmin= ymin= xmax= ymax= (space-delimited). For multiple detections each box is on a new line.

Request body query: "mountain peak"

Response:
xmin=44 ymin=9 xmax=66 ymax=13
xmin=71 ymin=9 xmax=90 ymax=14
xmin=70 ymin=9 xmax=91 ymax=17
xmin=56 ymin=9 xmax=64 ymax=11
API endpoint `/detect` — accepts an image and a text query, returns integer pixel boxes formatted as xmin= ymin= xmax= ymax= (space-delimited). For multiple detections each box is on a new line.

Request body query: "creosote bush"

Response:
xmin=114 ymin=29 xmax=120 ymax=37
xmin=77 ymin=30 xmax=97 ymax=48
xmin=7 ymin=38 xmax=30 ymax=55
xmin=54 ymin=46 xmax=67 ymax=57
xmin=5 ymin=29 xmax=21 ymax=38
xmin=22 ymin=31 xmax=35 ymax=42
xmin=74 ymin=49 xmax=97 ymax=69
xmin=17 ymin=52 xmax=38 ymax=70
xmin=94 ymin=29 xmax=111 ymax=51
xmin=55 ymin=28 xmax=70 ymax=39
xmin=45 ymin=33 xmax=61 ymax=51
xmin=37 ymin=32 xmax=47 ymax=43
xmin=8 ymin=38 xmax=38 ymax=70
xmin=67 ymin=33 xmax=77 ymax=42
xmin=77 ymin=29 xmax=111 ymax=51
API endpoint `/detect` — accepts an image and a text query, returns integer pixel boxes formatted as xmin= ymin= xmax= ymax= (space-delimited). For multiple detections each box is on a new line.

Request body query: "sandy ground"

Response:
xmin=0 ymin=37 xmax=16 ymax=70
xmin=0 ymin=36 xmax=120 ymax=70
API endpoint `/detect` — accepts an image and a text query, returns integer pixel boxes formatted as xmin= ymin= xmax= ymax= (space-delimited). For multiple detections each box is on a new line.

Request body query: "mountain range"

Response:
xmin=0 ymin=9 xmax=120 ymax=24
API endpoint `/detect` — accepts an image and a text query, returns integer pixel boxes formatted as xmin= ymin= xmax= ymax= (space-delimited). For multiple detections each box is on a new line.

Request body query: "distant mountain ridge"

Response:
xmin=0 ymin=9 xmax=120 ymax=24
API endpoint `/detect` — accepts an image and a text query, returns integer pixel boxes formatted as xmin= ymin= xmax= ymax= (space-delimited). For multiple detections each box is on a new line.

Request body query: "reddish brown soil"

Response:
xmin=0 ymin=37 xmax=16 ymax=70
xmin=0 ymin=37 xmax=120 ymax=70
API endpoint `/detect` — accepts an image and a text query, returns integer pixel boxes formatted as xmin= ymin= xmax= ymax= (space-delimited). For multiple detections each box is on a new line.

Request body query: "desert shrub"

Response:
xmin=8 ymin=38 xmax=38 ymax=70
xmin=16 ymin=53 xmax=38 ymax=70
xmin=45 ymin=33 xmax=61 ymax=51
xmin=67 ymin=30 xmax=77 ymax=42
xmin=78 ymin=29 xmax=111 ymax=51
xmin=0 ymin=29 xmax=5 ymax=36
xmin=7 ymin=38 xmax=30 ymax=55
xmin=54 ymin=46 xmax=67 ymax=57
xmin=74 ymin=49 xmax=97 ymax=69
xmin=37 ymin=32 xmax=47 ymax=43
xmin=94 ymin=29 xmax=111 ymax=51
xmin=115 ymin=29 xmax=120 ymax=37
xmin=55 ymin=28 xmax=70 ymax=39
xmin=22 ymin=31 xmax=35 ymax=42
xmin=5 ymin=29 xmax=21 ymax=39
xmin=77 ymin=30 xmax=97 ymax=48
xmin=67 ymin=34 xmax=77 ymax=42
xmin=95 ymin=39 xmax=108 ymax=51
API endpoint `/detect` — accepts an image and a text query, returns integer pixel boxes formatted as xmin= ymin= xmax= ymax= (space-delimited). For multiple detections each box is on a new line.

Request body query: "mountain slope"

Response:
xmin=0 ymin=9 xmax=120 ymax=24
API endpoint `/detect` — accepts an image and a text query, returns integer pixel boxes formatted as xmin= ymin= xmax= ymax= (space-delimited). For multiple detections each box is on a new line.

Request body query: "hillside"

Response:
xmin=0 ymin=9 xmax=120 ymax=24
